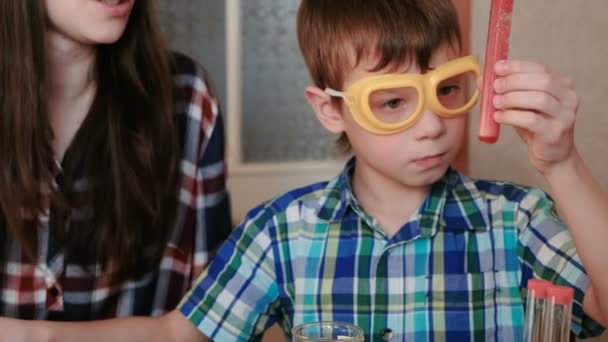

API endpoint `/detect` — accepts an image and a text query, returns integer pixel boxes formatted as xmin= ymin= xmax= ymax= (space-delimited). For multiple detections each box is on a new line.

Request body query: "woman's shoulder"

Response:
xmin=171 ymin=51 xmax=199 ymax=75
xmin=169 ymin=51 xmax=223 ymax=160
xmin=169 ymin=51 xmax=217 ymax=98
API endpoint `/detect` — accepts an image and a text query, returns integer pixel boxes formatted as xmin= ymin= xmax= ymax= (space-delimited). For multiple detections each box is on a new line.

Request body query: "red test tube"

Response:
xmin=543 ymin=285 xmax=574 ymax=342
xmin=479 ymin=0 xmax=515 ymax=144
xmin=523 ymin=279 xmax=551 ymax=342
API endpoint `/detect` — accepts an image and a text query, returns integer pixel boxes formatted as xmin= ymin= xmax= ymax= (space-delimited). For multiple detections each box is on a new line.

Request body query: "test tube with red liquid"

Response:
xmin=479 ymin=0 xmax=515 ymax=143
xmin=523 ymin=279 xmax=551 ymax=342
xmin=543 ymin=285 xmax=574 ymax=342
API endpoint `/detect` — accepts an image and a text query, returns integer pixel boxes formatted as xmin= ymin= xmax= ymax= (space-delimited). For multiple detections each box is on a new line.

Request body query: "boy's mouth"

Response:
xmin=413 ymin=153 xmax=446 ymax=168
xmin=98 ymin=0 xmax=122 ymax=5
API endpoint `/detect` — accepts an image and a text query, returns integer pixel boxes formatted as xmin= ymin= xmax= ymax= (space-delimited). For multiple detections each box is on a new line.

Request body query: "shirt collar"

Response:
xmin=315 ymin=158 xmax=354 ymax=222
xmin=316 ymin=157 xmax=490 ymax=234
xmin=421 ymin=167 xmax=491 ymax=234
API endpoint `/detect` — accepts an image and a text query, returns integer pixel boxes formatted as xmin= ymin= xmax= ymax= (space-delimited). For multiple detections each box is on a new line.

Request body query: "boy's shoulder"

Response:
xmin=240 ymin=172 xmax=350 ymax=229
xmin=455 ymin=170 xmax=556 ymax=212
xmin=444 ymin=171 xmax=559 ymax=232
xmin=247 ymin=181 xmax=339 ymax=219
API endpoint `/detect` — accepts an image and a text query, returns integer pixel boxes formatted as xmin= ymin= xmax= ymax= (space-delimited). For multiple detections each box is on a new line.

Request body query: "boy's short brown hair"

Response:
xmin=297 ymin=0 xmax=463 ymax=152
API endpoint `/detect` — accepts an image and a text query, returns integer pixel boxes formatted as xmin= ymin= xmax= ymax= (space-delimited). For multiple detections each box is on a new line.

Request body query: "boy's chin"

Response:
xmin=408 ymin=165 xmax=450 ymax=186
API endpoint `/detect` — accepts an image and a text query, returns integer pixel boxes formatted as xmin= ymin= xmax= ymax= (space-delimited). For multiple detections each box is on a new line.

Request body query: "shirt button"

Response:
xmin=381 ymin=328 xmax=393 ymax=340
xmin=48 ymin=286 xmax=60 ymax=297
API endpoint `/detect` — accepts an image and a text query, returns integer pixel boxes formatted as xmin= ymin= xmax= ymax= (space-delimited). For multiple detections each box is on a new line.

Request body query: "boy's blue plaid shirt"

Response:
xmin=180 ymin=158 xmax=604 ymax=341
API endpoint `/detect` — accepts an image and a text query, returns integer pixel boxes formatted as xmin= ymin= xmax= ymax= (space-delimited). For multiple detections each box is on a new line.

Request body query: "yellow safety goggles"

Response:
xmin=325 ymin=55 xmax=481 ymax=135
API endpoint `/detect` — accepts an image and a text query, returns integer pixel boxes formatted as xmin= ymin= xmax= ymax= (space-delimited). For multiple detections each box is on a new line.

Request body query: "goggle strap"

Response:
xmin=324 ymin=88 xmax=344 ymax=98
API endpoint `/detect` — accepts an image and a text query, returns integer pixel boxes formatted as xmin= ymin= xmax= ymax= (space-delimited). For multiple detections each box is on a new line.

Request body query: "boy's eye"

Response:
xmin=384 ymin=98 xmax=404 ymax=109
xmin=436 ymin=71 xmax=477 ymax=110
xmin=368 ymin=87 xmax=420 ymax=123
xmin=438 ymin=84 xmax=461 ymax=96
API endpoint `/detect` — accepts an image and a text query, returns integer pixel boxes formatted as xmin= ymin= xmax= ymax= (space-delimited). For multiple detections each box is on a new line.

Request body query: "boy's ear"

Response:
xmin=305 ymin=86 xmax=345 ymax=134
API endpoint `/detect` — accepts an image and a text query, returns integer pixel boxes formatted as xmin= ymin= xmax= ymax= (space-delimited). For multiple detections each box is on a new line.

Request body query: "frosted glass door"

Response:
xmin=158 ymin=0 xmax=343 ymax=222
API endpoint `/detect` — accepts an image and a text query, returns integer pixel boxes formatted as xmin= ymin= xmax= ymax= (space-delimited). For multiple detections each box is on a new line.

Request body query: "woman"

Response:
xmin=0 ymin=0 xmax=231 ymax=320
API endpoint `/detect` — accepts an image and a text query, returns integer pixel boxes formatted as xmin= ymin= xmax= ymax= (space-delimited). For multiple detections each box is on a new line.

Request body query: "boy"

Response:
xmin=178 ymin=0 xmax=608 ymax=340
xmin=2 ymin=0 xmax=607 ymax=341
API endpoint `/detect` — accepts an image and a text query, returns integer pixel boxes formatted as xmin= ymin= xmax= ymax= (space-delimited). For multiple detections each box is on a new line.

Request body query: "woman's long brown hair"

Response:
xmin=0 ymin=0 xmax=179 ymax=280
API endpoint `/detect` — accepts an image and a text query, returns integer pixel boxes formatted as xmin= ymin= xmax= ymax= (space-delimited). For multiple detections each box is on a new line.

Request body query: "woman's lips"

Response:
xmin=95 ymin=0 xmax=133 ymax=17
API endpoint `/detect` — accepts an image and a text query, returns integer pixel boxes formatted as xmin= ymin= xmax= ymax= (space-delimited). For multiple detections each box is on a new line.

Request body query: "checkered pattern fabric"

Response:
xmin=0 ymin=53 xmax=232 ymax=320
xmin=180 ymin=158 xmax=603 ymax=341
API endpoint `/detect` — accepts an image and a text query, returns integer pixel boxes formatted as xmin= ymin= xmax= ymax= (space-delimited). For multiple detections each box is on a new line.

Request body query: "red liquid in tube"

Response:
xmin=479 ymin=0 xmax=514 ymax=143
xmin=523 ymin=279 xmax=551 ymax=342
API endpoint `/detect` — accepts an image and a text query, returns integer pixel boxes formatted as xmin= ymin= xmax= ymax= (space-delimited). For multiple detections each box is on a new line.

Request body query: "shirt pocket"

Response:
xmin=425 ymin=229 xmax=523 ymax=339
xmin=429 ymin=271 xmax=498 ymax=306
xmin=429 ymin=230 xmax=507 ymax=305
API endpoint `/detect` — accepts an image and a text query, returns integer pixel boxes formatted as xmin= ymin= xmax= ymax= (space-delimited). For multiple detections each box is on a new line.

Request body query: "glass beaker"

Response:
xmin=292 ymin=321 xmax=364 ymax=342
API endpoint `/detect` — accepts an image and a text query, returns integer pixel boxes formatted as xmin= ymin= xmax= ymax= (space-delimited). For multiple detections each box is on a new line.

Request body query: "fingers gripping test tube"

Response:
xmin=479 ymin=0 xmax=514 ymax=143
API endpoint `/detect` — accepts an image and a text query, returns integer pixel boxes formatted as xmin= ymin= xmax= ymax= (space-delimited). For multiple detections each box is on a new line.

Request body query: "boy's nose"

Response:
xmin=412 ymin=108 xmax=446 ymax=140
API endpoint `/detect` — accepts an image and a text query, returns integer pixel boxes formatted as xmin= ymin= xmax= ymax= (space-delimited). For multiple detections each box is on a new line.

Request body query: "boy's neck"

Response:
xmin=352 ymin=159 xmax=431 ymax=237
